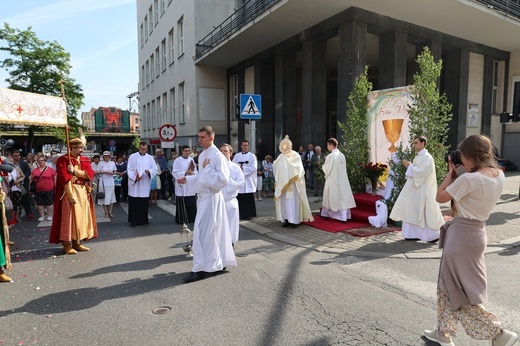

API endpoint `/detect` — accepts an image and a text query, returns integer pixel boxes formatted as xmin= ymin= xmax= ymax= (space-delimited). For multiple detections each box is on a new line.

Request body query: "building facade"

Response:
xmin=137 ymin=0 xmax=520 ymax=164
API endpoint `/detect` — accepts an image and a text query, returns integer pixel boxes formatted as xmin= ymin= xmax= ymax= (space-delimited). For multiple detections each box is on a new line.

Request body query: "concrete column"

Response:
xmin=379 ymin=31 xmax=408 ymax=89
xmin=444 ymin=48 xmax=470 ymax=149
xmin=301 ymin=37 xmax=327 ymax=147
xmin=255 ymin=60 xmax=275 ymax=156
xmin=274 ymin=49 xmax=297 ymax=150
xmin=337 ymin=20 xmax=367 ymax=139
xmin=481 ymin=55 xmax=494 ymax=136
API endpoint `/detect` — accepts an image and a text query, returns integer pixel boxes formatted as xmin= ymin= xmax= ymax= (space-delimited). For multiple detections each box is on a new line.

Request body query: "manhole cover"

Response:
xmin=152 ymin=306 xmax=172 ymax=315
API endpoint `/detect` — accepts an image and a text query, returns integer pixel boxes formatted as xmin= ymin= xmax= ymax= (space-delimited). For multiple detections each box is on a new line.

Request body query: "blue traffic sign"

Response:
xmin=240 ymin=94 xmax=262 ymax=120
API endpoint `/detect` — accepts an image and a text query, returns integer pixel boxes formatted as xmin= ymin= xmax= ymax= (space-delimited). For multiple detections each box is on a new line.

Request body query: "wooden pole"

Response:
xmin=58 ymin=80 xmax=71 ymax=164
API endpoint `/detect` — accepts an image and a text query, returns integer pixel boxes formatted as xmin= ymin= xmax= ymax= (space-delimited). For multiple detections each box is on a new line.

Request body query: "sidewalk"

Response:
xmin=239 ymin=172 xmax=520 ymax=259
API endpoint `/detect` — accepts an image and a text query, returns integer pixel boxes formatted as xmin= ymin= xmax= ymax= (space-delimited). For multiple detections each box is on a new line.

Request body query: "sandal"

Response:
xmin=109 ymin=214 xmax=114 ymax=218
xmin=105 ymin=213 xmax=109 ymax=218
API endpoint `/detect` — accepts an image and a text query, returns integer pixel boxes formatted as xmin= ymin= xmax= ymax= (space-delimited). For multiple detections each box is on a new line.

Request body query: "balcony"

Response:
xmin=194 ymin=0 xmax=520 ymax=69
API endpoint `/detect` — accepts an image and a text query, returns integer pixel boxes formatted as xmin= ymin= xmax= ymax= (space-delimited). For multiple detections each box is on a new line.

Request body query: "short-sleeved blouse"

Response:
xmin=446 ymin=170 xmax=504 ymax=221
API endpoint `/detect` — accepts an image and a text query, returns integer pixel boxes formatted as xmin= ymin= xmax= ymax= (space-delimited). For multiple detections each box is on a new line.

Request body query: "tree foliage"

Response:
xmin=385 ymin=46 xmax=453 ymax=210
xmin=0 ymin=23 xmax=84 ymax=150
xmin=338 ymin=66 xmax=373 ymax=193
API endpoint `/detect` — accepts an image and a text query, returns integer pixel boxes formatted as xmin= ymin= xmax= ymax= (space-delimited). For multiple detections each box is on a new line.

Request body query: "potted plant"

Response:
xmin=361 ymin=162 xmax=388 ymax=195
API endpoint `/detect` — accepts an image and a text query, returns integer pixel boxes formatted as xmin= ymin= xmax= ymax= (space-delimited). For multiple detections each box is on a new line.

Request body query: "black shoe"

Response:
xmin=183 ymin=271 xmax=205 ymax=283
xmin=281 ymin=220 xmax=290 ymax=227
xmin=428 ymin=238 xmax=439 ymax=243
xmin=289 ymin=222 xmax=298 ymax=228
xmin=404 ymin=238 xmax=420 ymax=241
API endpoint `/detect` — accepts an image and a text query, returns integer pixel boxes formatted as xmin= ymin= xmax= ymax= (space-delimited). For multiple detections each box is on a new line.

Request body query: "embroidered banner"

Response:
xmin=0 ymin=88 xmax=67 ymax=127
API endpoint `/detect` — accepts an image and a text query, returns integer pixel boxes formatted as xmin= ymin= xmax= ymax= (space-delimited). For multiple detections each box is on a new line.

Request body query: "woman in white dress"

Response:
xmin=96 ymin=151 xmax=117 ymax=217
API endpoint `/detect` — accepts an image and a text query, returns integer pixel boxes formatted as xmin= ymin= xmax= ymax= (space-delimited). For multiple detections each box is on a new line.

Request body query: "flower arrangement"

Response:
xmin=361 ymin=162 xmax=388 ymax=194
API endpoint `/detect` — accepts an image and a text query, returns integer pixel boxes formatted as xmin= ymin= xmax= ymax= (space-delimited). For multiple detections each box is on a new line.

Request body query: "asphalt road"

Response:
xmin=1 ymin=202 xmax=518 ymax=345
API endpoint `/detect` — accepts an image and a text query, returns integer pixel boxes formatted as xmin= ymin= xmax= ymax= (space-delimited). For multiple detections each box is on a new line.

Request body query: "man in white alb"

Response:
xmin=390 ymin=135 xmax=444 ymax=242
xmin=182 ymin=126 xmax=236 ymax=283
xmin=220 ymin=143 xmax=244 ymax=245
xmin=232 ymin=140 xmax=257 ymax=220
xmin=172 ymin=145 xmax=198 ymax=225
xmin=127 ymin=142 xmax=158 ymax=227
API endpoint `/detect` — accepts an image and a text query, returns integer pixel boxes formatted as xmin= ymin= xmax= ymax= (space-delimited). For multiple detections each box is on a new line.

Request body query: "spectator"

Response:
xmin=310 ymin=145 xmax=325 ymax=196
xmin=114 ymin=154 xmax=128 ymax=203
xmin=31 ymin=157 xmax=56 ymax=222
xmin=10 ymin=150 xmax=32 ymax=219
xmin=155 ymin=149 xmax=168 ymax=200
xmin=261 ymin=155 xmax=274 ymax=198
xmin=97 ymin=151 xmax=117 ymax=218
xmin=424 ymin=135 xmax=518 ymax=346
xmin=303 ymin=143 xmax=315 ymax=190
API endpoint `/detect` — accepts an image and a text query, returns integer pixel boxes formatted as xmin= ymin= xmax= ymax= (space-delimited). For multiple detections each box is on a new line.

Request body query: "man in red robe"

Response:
xmin=49 ymin=134 xmax=98 ymax=254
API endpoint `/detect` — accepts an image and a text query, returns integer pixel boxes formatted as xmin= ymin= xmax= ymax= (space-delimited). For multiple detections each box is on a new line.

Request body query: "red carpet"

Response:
xmin=303 ymin=193 xmax=400 ymax=237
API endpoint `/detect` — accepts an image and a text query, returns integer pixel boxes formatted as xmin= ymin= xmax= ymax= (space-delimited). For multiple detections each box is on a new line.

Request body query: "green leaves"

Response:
xmin=339 ymin=66 xmax=372 ymax=193
xmin=385 ymin=46 xmax=453 ymax=211
xmin=0 ymin=23 xmax=85 ymax=150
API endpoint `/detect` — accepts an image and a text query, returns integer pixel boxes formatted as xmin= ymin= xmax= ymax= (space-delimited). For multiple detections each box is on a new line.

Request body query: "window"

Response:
xmin=150 ymin=54 xmax=155 ymax=82
xmin=140 ymin=24 xmax=144 ymax=48
xmin=179 ymin=82 xmax=185 ymax=123
xmin=142 ymin=105 xmax=147 ymax=132
xmin=162 ymin=92 xmax=168 ymax=123
xmin=168 ymin=29 xmax=175 ymax=64
xmin=177 ymin=17 xmax=184 ymax=57
xmin=144 ymin=16 xmax=149 ymax=38
xmin=148 ymin=6 xmax=153 ymax=34
xmin=154 ymin=0 xmax=159 ymax=25
xmin=155 ymin=47 xmax=160 ymax=77
xmin=170 ymin=88 xmax=176 ymax=125
xmin=141 ymin=65 xmax=145 ymax=89
xmin=151 ymin=99 xmax=156 ymax=129
xmin=161 ymin=39 xmax=167 ymax=71
xmin=160 ymin=0 xmax=166 ymax=15
xmin=156 ymin=97 xmax=162 ymax=126
xmin=229 ymin=74 xmax=239 ymax=120
xmin=145 ymin=60 xmax=150 ymax=85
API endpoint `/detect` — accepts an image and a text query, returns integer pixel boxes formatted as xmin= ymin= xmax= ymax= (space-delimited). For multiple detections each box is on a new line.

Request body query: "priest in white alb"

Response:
xmin=183 ymin=126 xmax=236 ymax=283
xmin=232 ymin=140 xmax=257 ymax=220
xmin=220 ymin=143 xmax=244 ymax=245
xmin=320 ymin=138 xmax=356 ymax=222
xmin=273 ymin=136 xmax=314 ymax=228
xmin=127 ymin=142 xmax=158 ymax=227
xmin=390 ymin=135 xmax=444 ymax=242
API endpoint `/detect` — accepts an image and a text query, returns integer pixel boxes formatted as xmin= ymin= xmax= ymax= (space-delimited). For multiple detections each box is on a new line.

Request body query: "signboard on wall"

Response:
xmin=367 ymin=86 xmax=413 ymax=164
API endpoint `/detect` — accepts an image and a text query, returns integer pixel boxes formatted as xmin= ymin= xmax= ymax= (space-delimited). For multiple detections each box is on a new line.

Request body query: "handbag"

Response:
xmin=97 ymin=178 xmax=105 ymax=199
xmin=30 ymin=166 xmax=48 ymax=193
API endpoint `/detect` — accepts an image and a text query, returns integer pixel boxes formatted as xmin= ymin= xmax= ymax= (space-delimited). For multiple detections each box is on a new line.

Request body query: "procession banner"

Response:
xmin=0 ymin=88 xmax=68 ymax=127
xmin=367 ymin=86 xmax=413 ymax=165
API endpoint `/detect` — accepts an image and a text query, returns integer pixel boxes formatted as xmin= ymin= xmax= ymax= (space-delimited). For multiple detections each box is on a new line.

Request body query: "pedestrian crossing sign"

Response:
xmin=240 ymin=94 xmax=262 ymax=120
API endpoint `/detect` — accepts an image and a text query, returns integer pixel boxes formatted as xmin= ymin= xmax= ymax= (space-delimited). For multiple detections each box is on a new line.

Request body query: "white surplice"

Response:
xmin=321 ymin=148 xmax=356 ymax=221
xmin=222 ymin=161 xmax=244 ymax=244
xmin=232 ymin=151 xmax=257 ymax=193
xmin=172 ymin=156 xmax=198 ymax=197
xmin=127 ymin=153 xmax=158 ymax=197
xmin=389 ymin=149 xmax=444 ymax=241
xmin=192 ymin=144 xmax=236 ymax=273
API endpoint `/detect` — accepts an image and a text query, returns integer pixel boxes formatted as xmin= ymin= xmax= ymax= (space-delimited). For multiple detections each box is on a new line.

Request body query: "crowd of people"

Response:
xmin=0 ymin=130 xmax=516 ymax=346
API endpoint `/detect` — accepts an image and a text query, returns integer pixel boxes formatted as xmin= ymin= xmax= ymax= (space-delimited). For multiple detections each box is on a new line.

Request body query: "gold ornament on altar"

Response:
xmin=382 ymin=119 xmax=404 ymax=153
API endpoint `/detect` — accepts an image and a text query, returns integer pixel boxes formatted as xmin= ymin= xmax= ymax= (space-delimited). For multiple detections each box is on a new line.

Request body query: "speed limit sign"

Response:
xmin=159 ymin=124 xmax=177 ymax=142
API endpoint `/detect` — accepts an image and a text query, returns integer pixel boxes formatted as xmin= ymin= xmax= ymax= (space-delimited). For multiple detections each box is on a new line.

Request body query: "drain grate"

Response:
xmin=152 ymin=306 xmax=172 ymax=315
